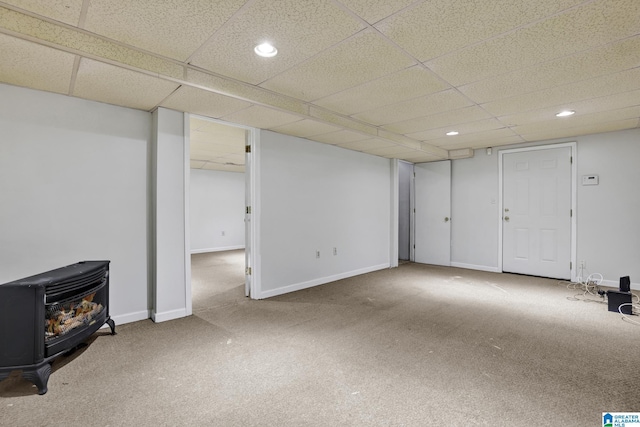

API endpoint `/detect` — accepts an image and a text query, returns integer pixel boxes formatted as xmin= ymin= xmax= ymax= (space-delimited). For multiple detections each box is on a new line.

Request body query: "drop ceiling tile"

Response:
xmin=336 ymin=138 xmax=397 ymax=151
xmin=484 ymin=68 xmax=640 ymax=118
xmin=375 ymin=0 xmax=583 ymax=62
xmin=162 ymin=86 xmax=252 ymax=119
xmin=310 ymin=129 xmax=371 ymax=145
xmin=269 ymin=119 xmax=343 ymax=138
xmin=427 ymin=129 xmax=521 ymax=149
xmin=190 ymin=0 xmax=365 ymax=85
xmin=497 ymin=88 xmax=640 ymax=128
xmin=519 ymin=118 xmax=639 ymax=142
xmin=512 ymin=105 xmax=640 ymax=136
xmin=83 ymin=0 xmax=247 ymax=61
xmin=219 ymin=153 xmax=246 ymax=164
xmin=407 ymin=118 xmax=507 ymax=141
xmin=190 ymin=160 xmax=206 ymax=169
xmin=426 ymin=0 xmax=640 ymax=86
xmin=459 ymin=36 xmax=640 ymax=104
xmin=1 ymin=7 xmax=184 ymax=79
xmin=398 ymin=152 xmax=443 ymax=163
xmin=72 ymin=58 xmax=179 ymax=110
xmin=190 ymin=120 xmax=246 ymax=156
xmin=336 ymin=0 xmax=418 ymax=24
xmin=202 ymin=162 xmax=245 ymax=173
xmin=444 ymin=135 xmax=525 ymax=150
xmin=220 ymin=105 xmax=302 ymax=129
xmin=260 ymin=29 xmax=417 ymax=102
xmin=382 ymin=106 xmax=492 ymax=135
xmin=353 ymin=89 xmax=472 ymax=126
xmin=0 ymin=33 xmax=75 ymax=94
xmin=364 ymin=144 xmax=418 ymax=156
xmin=312 ymin=65 xmax=448 ymax=116
xmin=2 ymin=0 xmax=84 ymax=25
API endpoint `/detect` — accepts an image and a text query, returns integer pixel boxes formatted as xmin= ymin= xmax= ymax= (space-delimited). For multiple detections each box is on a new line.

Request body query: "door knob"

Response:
xmin=444 ymin=217 xmax=450 ymax=222
xmin=504 ymin=208 xmax=510 ymax=212
xmin=504 ymin=216 xmax=510 ymax=221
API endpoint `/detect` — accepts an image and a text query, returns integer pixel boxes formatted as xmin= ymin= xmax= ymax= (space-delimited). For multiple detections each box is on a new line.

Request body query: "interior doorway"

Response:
xmin=187 ymin=115 xmax=253 ymax=308
xmin=398 ymin=161 xmax=412 ymax=261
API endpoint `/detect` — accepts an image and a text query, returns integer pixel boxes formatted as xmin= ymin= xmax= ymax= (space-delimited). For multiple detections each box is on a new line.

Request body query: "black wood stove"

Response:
xmin=0 ymin=261 xmax=115 ymax=394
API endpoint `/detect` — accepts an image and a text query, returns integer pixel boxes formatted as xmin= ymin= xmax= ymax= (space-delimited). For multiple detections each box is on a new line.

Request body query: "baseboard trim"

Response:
xmin=258 ymin=263 xmax=390 ymax=299
xmin=450 ymin=262 xmax=500 ymax=273
xmin=191 ymin=245 xmax=244 ymax=254
xmin=101 ymin=310 xmax=150 ymax=328
xmin=601 ymin=279 xmax=640 ymax=292
xmin=151 ymin=308 xmax=189 ymax=323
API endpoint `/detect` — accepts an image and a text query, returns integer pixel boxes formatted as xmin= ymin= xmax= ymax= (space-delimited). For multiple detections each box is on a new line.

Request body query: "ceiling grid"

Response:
xmin=0 ymin=0 xmax=637 ymax=169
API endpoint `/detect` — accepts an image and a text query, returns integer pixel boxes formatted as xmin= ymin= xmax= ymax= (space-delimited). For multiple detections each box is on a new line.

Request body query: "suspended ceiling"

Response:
xmin=0 ymin=0 xmax=638 ymax=170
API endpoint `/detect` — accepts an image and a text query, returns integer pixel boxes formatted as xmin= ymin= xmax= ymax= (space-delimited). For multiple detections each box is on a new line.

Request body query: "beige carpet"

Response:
xmin=1 ymin=250 xmax=638 ymax=426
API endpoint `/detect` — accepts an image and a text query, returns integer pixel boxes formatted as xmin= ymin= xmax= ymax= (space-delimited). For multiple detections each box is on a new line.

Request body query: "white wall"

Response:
xmin=450 ymin=150 xmax=500 ymax=272
xmin=449 ymin=128 xmax=640 ymax=289
xmin=574 ymin=129 xmax=640 ymax=289
xmin=151 ymin=107 xmax=188 ymax=322
xmin=258 ymin=130 xmax=391 ymax=298
xmin=190 ymin=169 xmax=245 ymax=253
xmin=0 ymin=83 xmax=150 ymax=324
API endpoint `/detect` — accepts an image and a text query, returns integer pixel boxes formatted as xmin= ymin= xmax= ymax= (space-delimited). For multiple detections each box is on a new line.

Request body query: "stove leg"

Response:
xmin=23 ymin=363 xmax=51 ymax=395
xmin=106 ymin=317 xmax=116 ymax=335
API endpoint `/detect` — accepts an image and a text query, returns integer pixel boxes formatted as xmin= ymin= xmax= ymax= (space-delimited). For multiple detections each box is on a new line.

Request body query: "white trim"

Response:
xmin=409 ymin=164 xmax=415 ymax=262
xmin=100 ymin=310 xmax=150 ymax=328
xmin=498 ymin=142 xmax=577 ymax=281
xmin=151 ymin=308 xmax=189 ymax=323
xmin=601 ymin=279 xmax=640 ymax=292
xmin=191 ymin=245 xmax=245 ymax=254
xmin=450 ymin=262 xmax=500 ymax=273
xmin=249 ymin=129 xmax=261 ymax=299
xmin=183 ymin=113 xmax=192 ymax=317
xmin=257 ymin=264 xmax=390 ymax=299
xmin=185 ymin=114 xmax=261 ymax=300
xmin=390 ymin=159 xmax=399 ymax=268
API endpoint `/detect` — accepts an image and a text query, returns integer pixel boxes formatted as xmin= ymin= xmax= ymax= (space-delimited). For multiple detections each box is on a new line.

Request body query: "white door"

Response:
xmin=502 ymin=147 xmax=571 ymax=279
xmin=414 ymin=160 xmax=451 ymax=266
xmin=244 ymin=132 xmax=251 ymax=297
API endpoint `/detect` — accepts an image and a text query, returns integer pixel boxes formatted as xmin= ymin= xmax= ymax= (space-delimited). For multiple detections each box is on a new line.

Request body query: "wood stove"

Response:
xmin=0 ymin=261 xmax=115 ymax=394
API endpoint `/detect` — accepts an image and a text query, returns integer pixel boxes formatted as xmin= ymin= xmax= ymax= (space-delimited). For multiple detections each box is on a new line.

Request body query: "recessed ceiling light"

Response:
xmin=446 ymin=131 xmax=459 ymax=136
xmin=254 ymin=42 xmax=277 ymax=58
xmin=556 ymin=110 xmax=575 ymax=117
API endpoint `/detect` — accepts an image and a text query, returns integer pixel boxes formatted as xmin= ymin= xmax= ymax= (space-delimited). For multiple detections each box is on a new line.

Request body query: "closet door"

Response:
xmin=414 ymin=160 xmax=451 ymax=266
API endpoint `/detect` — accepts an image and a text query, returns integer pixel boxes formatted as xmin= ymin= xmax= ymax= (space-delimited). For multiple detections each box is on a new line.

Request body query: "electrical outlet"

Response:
xmin=333 ymin=247 xmax=337 ymax=256
xmin=579 ymin=260 xmax=585 ymax=268
xmin=316 ymin=250 xmax=320 ymax=259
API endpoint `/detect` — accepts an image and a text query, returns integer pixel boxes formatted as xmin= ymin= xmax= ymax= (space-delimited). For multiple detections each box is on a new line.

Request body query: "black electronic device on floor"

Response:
xmin=619 ymin=276 xmax=631 ymax=293
xmin=607 ymin=290 xmax=632 ymax=315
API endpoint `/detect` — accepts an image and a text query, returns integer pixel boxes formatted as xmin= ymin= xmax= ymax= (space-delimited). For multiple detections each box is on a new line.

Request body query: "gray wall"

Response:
xmin=0 ymin=83 xmax=150 ymax=324
xmin=258 ymin=130 xmax=392 ymax=298
xmin=190 ymin=169 xmax=245 ymax=253
xmin=449 ymin=128 xmax=640 ymax=289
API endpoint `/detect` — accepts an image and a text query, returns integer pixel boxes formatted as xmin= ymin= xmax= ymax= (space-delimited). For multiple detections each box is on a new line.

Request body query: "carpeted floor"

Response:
xmin=1 ymin=250 xmax=638 ymax=426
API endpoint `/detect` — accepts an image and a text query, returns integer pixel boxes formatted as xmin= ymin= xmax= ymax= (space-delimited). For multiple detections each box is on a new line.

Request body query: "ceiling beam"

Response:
xmin=0 ymin=5 xmax=449 ymax=159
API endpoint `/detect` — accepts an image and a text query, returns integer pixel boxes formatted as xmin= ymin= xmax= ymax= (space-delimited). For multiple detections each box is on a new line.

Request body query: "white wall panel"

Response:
xmin=0 ymin=83 xmax=150 ymax=324
xmin=190 ymin=169 xmax=245 ymax=253
xmin=258 ymin=130 xmax=391 ymax=297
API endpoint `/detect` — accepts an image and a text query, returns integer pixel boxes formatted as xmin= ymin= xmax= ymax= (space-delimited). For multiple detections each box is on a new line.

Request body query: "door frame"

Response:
xmin=497 ymin=142 xmax=577 ymax=282
xmin=184 ymin=114 xmax=261 ymax=304
xmin=413 ymin=160 xmax=452 ymax=266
